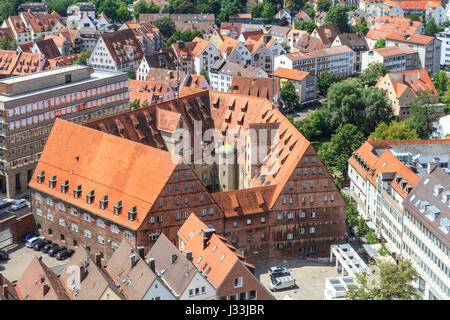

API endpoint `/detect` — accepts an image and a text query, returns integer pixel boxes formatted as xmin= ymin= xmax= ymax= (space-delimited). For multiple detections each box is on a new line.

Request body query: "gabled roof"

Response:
xmin=101 ymin=29 xmax=144 ymax=67
xmin=60 ymin=246 xmax=124 ymax=300
xmin=46 ymin=53 xmax=79 ymax=69
xmin=146 ymin=233 xmax=200 ymax=297
xmin=44 ymin=35 xmax=66 ymax=48
xmin=106 ymin=239 xmax=162 ymax=300
xmin=218 ymin=37 xmax=242 ymax=56
xmin=29 ymin=118 xmax=181 ymax=231
xmin=192 ymin=37 xmax=212 ymax=56
xmin=313 ymin=24 xmax=340 ymax=44
xmin=241 ymin=30 xmax=265 ymax=41
xmin=334 ymin=33 xmax=368 ymax=50
xmin=385 ymin=31 xmax=435 ymax=45
xmin=34 ymin=38 xmax=62 ymax=59
xmin=272 ymin=67 xmax=311 ymax=82
xmin=0 ymin=50 xmax=46 ymax=77
xmin=373 ymin=45 xmax=417 ymax=57
xmin=230 ymin=76 xmax=280 ymax=101
xmin=378 ymin=69 xmax=437 ymax=98
xmin=21 ymin=11 xmax=66 ymax=33
xmin=58 ymin=29 xmax=80 ymax=44
xmin=177 ymin=214 xmax=255 ymax=288
xmin=171 ymin=41 xmax=196 ymax=62
xmin=397 ymin=0 xmax=442 ymax=11
xmin=15 ymin=257 xmax=69 ymax=300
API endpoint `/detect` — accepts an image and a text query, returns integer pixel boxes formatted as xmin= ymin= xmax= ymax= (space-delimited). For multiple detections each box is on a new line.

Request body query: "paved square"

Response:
xmin=0 ymin=243 xmax=67 ymax=282
xmin=254 ymin=259 xmax=340 ymax=300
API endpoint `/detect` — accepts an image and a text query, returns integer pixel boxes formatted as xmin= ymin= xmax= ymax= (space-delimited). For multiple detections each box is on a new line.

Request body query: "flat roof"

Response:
xmin=0 ymin=65 xmax=88 ymax=85
xmin=0 ymin=69 xmax=127 ymax=104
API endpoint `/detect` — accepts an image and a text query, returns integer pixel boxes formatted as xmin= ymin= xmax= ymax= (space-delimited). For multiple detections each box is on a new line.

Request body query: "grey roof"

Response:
xmin=404 ymin=167 xmax=450 ymax=246
xmin=211 ymin=59 xmax=267 ymax=78
xmin=146 ymin=233 xmax=199 ymax=297
xmin=269 ymin=26 xmax=291 ymax=37
xmin=335 ymin=33 xmax=369 ymax=51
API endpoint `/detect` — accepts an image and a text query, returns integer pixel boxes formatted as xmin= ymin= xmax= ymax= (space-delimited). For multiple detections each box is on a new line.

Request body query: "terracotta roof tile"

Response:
xmin=385 ymin=31 xmax=434 ymax=45
xmin=272 ymin=67 xmax=310 ymax=82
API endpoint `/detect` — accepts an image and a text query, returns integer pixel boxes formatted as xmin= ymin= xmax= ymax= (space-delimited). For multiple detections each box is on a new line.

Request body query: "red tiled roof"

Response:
xmin=0 ymin=50 xmax=46 ymax=76
xmin=378 ymin=69 xmax=437 ymax=98
xmin=29 ymin=118 xmax=181 ymax=231
xmin=101 ymin=29 xmax=144 ymax=67
xmin=385 ymin=31 xmax=434 ymax=45
xmin=272 ymin=67 xmax=310 ymax=82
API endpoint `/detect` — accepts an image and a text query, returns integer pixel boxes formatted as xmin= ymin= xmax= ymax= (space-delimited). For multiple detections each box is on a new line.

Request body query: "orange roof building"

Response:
xmin=0 ymin=50 xmax=47 ymax=78
xmin=375 ymin=69 xmax=438 ymax=117
xmin=177 ymin=213 xmax=274 ymax=300
xmin=272 ymin=67 xmax=317 ymax=104
xmin=362 ymin=45 xmax=419 ymax=73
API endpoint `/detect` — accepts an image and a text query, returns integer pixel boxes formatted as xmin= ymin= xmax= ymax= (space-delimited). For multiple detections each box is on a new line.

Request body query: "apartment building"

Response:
xmin=2 ymin=12 xmax=66 ymax=45
xmin=361 ymin=46 xmax=419 ymax=73
xmin=437 ymin=27 xmax=450 ymax=69
xmin=287 ymin=29 xmax=325 ymax=53
xmin=398 ymin=1 xmax=446 ymax=25
xmin=272 ymin=67 xmax=317 ymax=105
xmin=18 ymin=3 xmax=49 ymax=14
xmin=209 ymin=59 xmax=268 ymax=92
xmin=0 ymin=65 xmax=129 ymax=198
xmin=177 ymin=214 xmax=274 ymax=300
xmin=348 ymin=139 xmax=450 ymax=257
xmin=85 ymin=90 xmax=347 ymax=262
xmin=67 ymin=2 xmax=96 ymax=26
xmin=311 ymin=25 xmax=340 ymax=48
xmin=217 ymin=37 xmax=252 ymax=66
xmin=402 ymin=166 xmax=450 ymax=300
xmin=274 ymin=46 xmax=354 ymax=77
xmin=331 ymin=33 xmax=369 ymax=73
xmin=118 ymin=21 xmax=164 ymax=54
xmin=171 ymin=40 xmax=196 ymax=74
xmin=136 ymin=49 xmax=178 ymax=81
xmin=88 ymin=29 xmax=144 ymax=72
xmin=375 ymin=69 xmax=438 ymax=118
xmin=385 ymin=31 xmax=441 ymax=75
xmin=192 ymin=37 xmax=221 ymax=75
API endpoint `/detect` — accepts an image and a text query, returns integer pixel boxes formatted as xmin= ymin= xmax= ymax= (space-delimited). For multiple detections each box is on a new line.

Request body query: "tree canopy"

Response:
xmin=317 ymin=71 xmax=340 ymax=96
xmin=166 ymin=29 xmax=203 ymax=46
xmin=153 ymin=17 xmax=176 ymax=38
xmin=74 ymin=50 xmax=91 ymax=65
xmin=346 ymin=260 xmax=422 ymax=300
xmin=374 ymin=38 xmax=386 ymax=49
xmin=0 ymin=37 xmax=17 ymax=50
xmin=316 ymin=0 xmax=332 ymax=12
xmin=134 ymin=0 xmax=160 ymax=19
xmin=325 ymin=6 xmax=351 ymax=33
xmin=371 ymin=121 xmax=419 ymax=141
xmin=358 ymin=62 xmax=389 ymax=87
xmin=352 ymin=17 xmax=369 ymax=35
xmin=424 ymin=18 xmax=439 ymax=36
xmin=433 ymin=70 xmax=448 ymax=95
xmin=280 ymin=80 xmax=299 ymax=108
xmin=295 ymin=20 xmax=317 ymax=34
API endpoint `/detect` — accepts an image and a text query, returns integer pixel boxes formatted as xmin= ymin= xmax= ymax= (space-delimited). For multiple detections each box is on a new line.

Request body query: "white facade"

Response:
xmin=178 ymin=272 xmax=217 ymax=300
xmin=193 ymin=43 xmax=221 ymax=75
xmin=437 ymin=28 xmax=450 ymax=68
xmin=142 ymin=278 xmax=176 ymax=300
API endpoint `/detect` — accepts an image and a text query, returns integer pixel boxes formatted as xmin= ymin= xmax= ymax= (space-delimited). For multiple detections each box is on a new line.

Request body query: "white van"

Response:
xmin=26 ymin=236 xmax=44 ymax=248
xmin=269 ymin=275 xmax=296 ymax=291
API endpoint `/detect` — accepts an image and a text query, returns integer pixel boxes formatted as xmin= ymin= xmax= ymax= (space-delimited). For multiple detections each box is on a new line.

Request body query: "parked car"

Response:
xmin=33 ymin=239 xmax=51 ymax=251
xmin=48 ymin=246 xmax=66 ymax=257
xmin=55 ymin=249 xmax=75 ymax=260
xmin=22 ymin=233 xmax=36 ymax=242
xmin=11 ymin=199 xmax=27 ymax=211
xmin=0 ymin=250 xmax=8 ymax=260
xmin=42 ymin=243 xmax=57 ymax=253
xmin=26 ymin=236 xmax=45 ymax=248
xmin=269 ymin=266 xmax=290 ymax=279
xmin=269 ymin=275 xmax=296 ymax=291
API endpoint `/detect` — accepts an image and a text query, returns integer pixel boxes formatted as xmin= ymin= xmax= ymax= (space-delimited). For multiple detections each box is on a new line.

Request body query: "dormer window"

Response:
xmin=37 ymin=171 xmax=45 ymax=184
xmin=100 ymin=196 xmax=108 ymax=210
xmin=86 ymin=190 xmax=95 ymax=204
xmin=61 ymin=180 xmax=69 ymax=194
xmin=114 ymin=201 xmax=122 ymax=215
xmin=128 ymin=206 xmax=137 ymax=221
xmin=49 ymin=176 xmax=57 ymax=189
xmin=433 ymin=185 xmax=444 ymax=197
xmin=74 ymin=185 xmax=82 ymax=199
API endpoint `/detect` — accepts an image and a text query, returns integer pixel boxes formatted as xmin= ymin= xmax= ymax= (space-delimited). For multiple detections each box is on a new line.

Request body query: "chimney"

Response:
xmin=186 ymin=250 xmax=193 ymax=261
xmin=263 ymin=34 xmax=270 ymax=44
xmin=203 ymin=228 xmax=216 ymax=248
xmin=38 ymin=276 xmax=44 ymax=285
xmin=95 ymin=253 xmax=102 ymax=268
xmin=148 ymin=258 xmax=155 ymax=273
xmin=130 ymin=254 xmax=137 ymax=268
xmin=42 ymin=282 xmax=50 ymax=296
xmin=2 ymin=284 xmax=8 ymax=300
xmin=427 ymin=160 xmax=439 ymax=174
xmin=137 ymin=246 xmax=145 ymax=259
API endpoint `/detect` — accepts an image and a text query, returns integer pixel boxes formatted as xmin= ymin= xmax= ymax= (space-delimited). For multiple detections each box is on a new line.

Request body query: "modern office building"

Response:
xmin=0 ymin=65 xmax=129 ymax=198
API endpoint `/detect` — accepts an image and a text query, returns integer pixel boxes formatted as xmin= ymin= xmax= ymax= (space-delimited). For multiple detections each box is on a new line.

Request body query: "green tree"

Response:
xmin=346 ymin=202 xmax=359 ymax=225
xmin=405 ymin=91 xmax=437 ymax=139
xmin=318 ymin=123 xmax=364 ymax=174
xmin=357 ymin=216 xmax=367 ymax=236
xmin=433 ymin=70 xmax=448 ymax=95
xmin=0 ymin=0 xmax=18 ymax=25
xmin=200 ymin=68 xmax=210 ymax=84
xmin=130 ymin=99 xmax=140 ymax=110
xmin=36 ymin=34 xmax=46 ymax=41
xmin=46 ymin=0 xmax=75 ymax=16
xmin=195 ymin=0 xmax=221 ymax=16
xmin=153 ymin=17 xmax=176 ymax=38
xmin=295 ymin=20 xmax=317 ymax=34
xmin=285 ymin=0 xmax=306 ymax=12
xmin=371 ymin=120 xmax=419 ymax=141
xmin=166 ymin=30 xmax=203 ymax=46
xmin=325 ymin=6 xmax=350 ymax=33
xmin=304 ymin=3 xmax=315 ymax=19
xmin=358 ymin=62 xmax=388 ymax=87
xmin=117 ymin=5 xmax=132 ymax=22
xmin=316 ymin=0 xmax=332 ymax=12
xmin=217 ymin=0 xmax=242 ymax=25
xmin=280 ymin=41 xmax=290 ymax=52
xmin=134 ymin=0 xmax=160 ymax=19
xmin=97 ymin=0 xmax=129 ymax=22
xmin=317 ymin=71 xmax=340 ymax=96
xmin=250 ymin=2 xmax=264 ymax=18
xmin=366 ymin=229 xmax=377 ymax=244
xmin=281 ymin=80 xmax=299 ymax=108
xmin=353 ymin=17 xmax=369 ymax=35
xmin=374 ymin=38 xmax=386 ymax=48
xmin=262 ymin=1 xmax=277 ymax=21
xmin=424 ymin=18 xmax=439 ymax=36
xmin=0 ymin=37 xmax=17 ymax=50
xmin=362 ymin=87 xmax=393 ymax=131
xmin=127 ymin=66 xmax=136 ymax=79
xmin=309 ymin=110 xmax=328 ymax=137
xmin=406 ymin=13 xmax=421 ymax=22
xmin=346 ymin=260 xmax=422 ymax=300
xmin=74 ymin=50 xmax=91 ymax=65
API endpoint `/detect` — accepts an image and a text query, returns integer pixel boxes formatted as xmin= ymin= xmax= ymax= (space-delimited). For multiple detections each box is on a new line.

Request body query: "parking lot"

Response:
xmin=0 ymin=242 xmax=67 ymax=281
xmin=254 ymin=258 xmax=340 ymax=300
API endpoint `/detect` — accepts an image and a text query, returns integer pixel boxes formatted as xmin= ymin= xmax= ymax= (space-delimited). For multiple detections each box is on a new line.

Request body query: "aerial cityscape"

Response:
xmin=0 ymin=0 xmax=448 ymax=302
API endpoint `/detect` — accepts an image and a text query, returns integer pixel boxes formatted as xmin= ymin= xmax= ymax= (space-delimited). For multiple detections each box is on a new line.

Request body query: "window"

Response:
xmin=71 ymin=207 xmax=78 ymax=216
xmin=277 ymin=213 xmax=283 ymax=220
xmin=247 ymin=219 xmax=252 ymax=225
xmin=201 ymin=286 xmax=206 ymax=294
xmin=47 ymin=212 xmax=54 ymax=221
xmin=35 ymin=193 xmax=42 ymax=201
xmin=233 ymin=221 xmax=238 ymax=228
xmin=58 ymin=218 xmax=66 ymax=227
xmin=83 ymin=213 xmax=91 ymax=222
xmin=110 ymin=224 xmax=119 ymax=234
xmin=201 ymin=209 xmax=207 ymax=216
xmin=209 ymin=208 xmax=214 ymax=215
xmin=36 ymin=208 xmax=42 ymax=216
xmin=311 ymin=212 xmax=316 ymax=218
xmin=157 ymin=216 xmax=163 ymax=223
xmin=71 ymin=223 xmax=78 ymax=232
xmin=58 ymin=202 xmax=65 ymax=211
xmin=200 ymin=195 xmax=204 ymax=202
xmin=111 ymin=241 xmax=119 ymax=250
xmin=189 ymin=289 xmax=194 ymax=297
xmin=310 ymin=227 xmax=315 ymax=234
xmin=97 ymin=235 xmax=105 ymax=244
xmin=84 ymin=229 xmax=92 ymax=238
xmin=234 ymin=277 xmax=243 ymax=288
xmin=46 ymin=197 xmax=54 ymax=206
xmin=261 ymin=217 xmax=266 ymax=223
xmin=287 ymin=233 xmax=293 ymax=240
xmin=287 ymin=212 xmax=293 ymax=219
xmin=299 ymin=228 xmax=305 ymax=234
xmin=125 ymin=231 xmax=133 ymax=240
xmin=249 ymin=290 xmax=257 ymax=300
xmin=97 ymin=219 xmax=105 ymax=228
